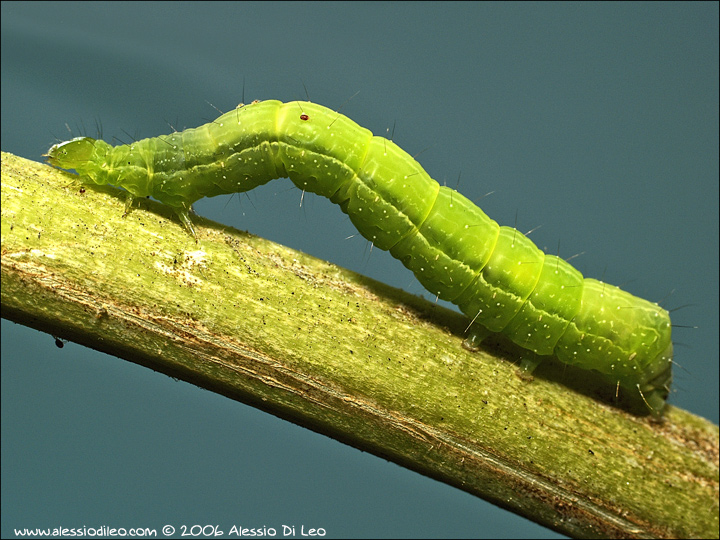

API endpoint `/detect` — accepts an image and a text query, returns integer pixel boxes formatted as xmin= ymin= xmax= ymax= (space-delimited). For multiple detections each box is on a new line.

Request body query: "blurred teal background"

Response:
xmin=2 ymin=2 xmax=718 ymax=538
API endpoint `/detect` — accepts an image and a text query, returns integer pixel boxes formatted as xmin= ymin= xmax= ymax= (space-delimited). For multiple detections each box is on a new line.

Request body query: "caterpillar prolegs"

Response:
xmin=46 ymin=99 xmax=673 ymax=415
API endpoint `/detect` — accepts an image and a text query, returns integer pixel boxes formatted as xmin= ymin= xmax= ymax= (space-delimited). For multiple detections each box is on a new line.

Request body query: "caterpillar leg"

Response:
xmin=461 ymin=324 xmax=492 ymax=352
xmin=176 ymin=209 xmax=198 ymax=241
xmin=463 ymin=322 xmax=544 ymax=382
xmin=121 ymin=191 xmax=198 ymax=242
xmin=122 ymin=193 xmax=136 ymax=217
xmin=517 ymin=355 xmax=542 ymax=381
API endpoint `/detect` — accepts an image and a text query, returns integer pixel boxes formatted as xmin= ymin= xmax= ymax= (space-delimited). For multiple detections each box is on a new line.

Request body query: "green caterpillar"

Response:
xmin=46 ymin=99 xmax=673 ymax=415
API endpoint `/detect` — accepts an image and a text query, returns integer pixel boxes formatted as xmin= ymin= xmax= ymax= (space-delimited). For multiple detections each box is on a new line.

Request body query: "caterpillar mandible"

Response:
xmin=46 ymin=99 xmax=673 ymax=415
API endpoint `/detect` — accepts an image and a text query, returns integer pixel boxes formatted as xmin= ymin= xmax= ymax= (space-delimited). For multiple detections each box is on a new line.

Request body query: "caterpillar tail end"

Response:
xmin=637 ymin=342 xmax=674 ymax=417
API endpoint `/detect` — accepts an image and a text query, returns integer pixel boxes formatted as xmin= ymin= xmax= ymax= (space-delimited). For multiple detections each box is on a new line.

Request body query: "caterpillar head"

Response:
xmin=46 ymin=137 xmax=98 ymax=170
